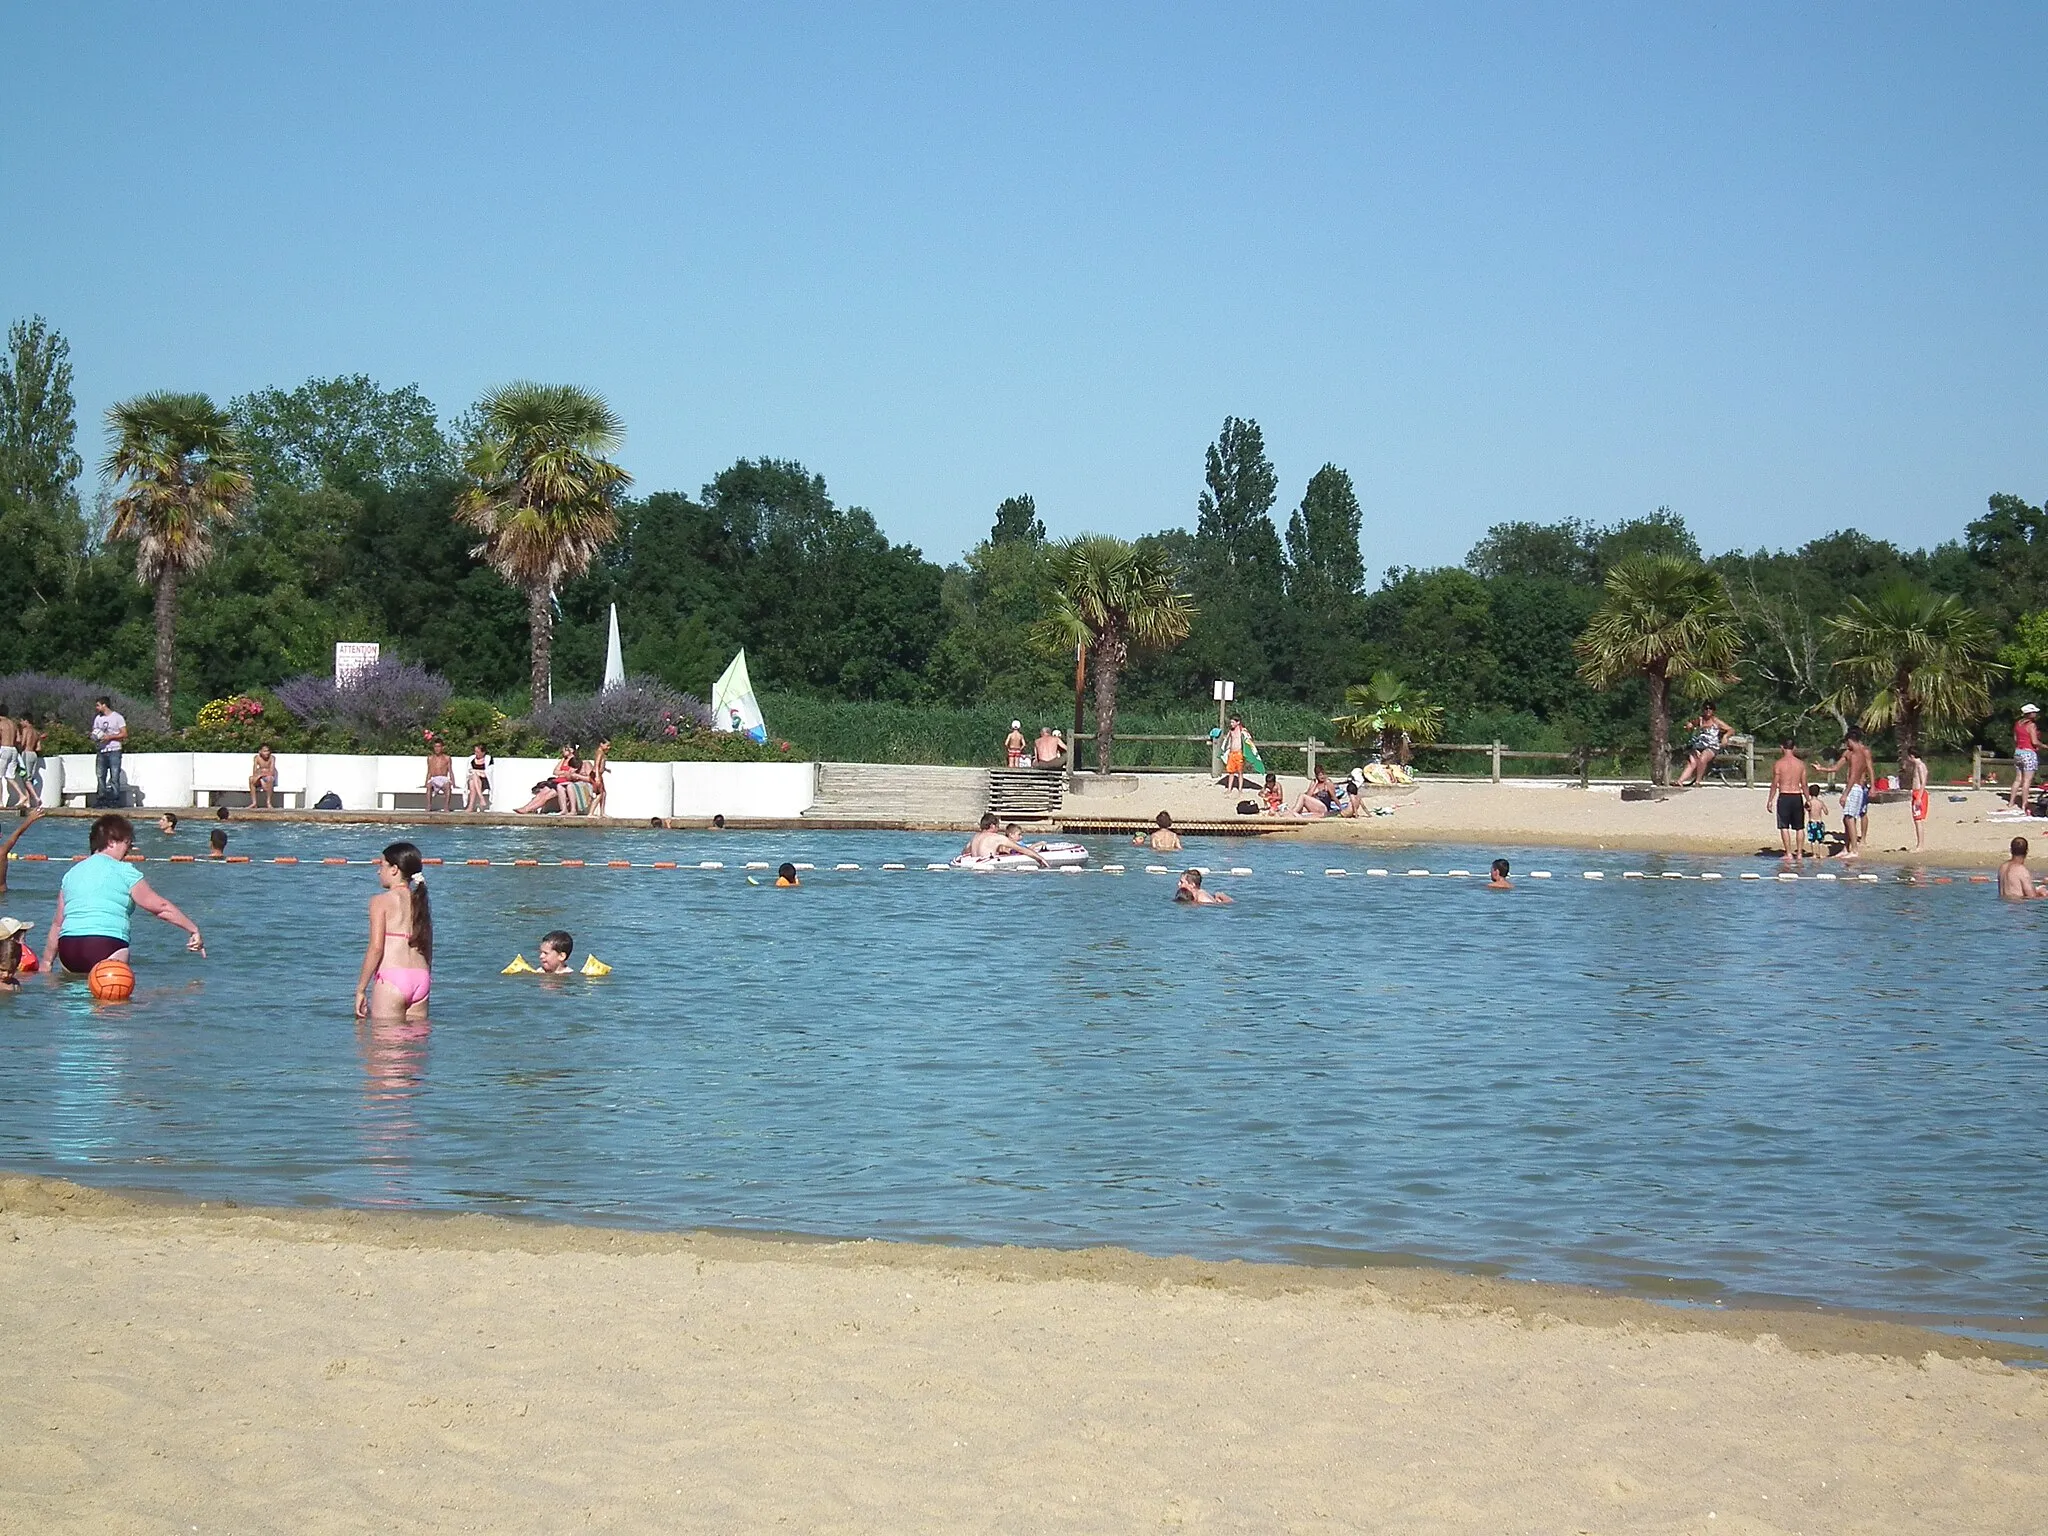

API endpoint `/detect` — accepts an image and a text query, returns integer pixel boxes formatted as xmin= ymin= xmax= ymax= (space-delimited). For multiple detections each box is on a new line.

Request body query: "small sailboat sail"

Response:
xmin=711 ymin=650 xmax=768 ymax=742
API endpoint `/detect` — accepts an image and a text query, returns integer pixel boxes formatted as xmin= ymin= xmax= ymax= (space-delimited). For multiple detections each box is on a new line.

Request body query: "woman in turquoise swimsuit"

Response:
xmin=353 ymin=841 xmax=433 ymax=1020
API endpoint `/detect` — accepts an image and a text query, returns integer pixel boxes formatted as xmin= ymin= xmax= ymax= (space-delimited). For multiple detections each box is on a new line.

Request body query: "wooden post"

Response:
xmin=1305 ymin=739 xmax=1317 ymax=779
xmin=1973 ymin=746 xmax=1982 ymax=789
xmin=1745 ymin=738 xmax=1755 ymax=788
xmin=1577 ymin=746 xmax=1590 ymax=790
xmin=1490 ymin=740 xmax=1502 ymax=784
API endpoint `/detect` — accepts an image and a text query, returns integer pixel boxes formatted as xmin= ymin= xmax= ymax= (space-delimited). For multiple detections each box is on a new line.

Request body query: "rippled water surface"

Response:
xmin=3 ymin=821 xmax=2044 ymax=1330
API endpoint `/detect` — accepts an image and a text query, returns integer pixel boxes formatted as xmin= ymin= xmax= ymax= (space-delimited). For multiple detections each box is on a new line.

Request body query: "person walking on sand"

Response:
xmin=248 ymin=743 xmax=280 ymax=809
xmin=1768 ymin=740 xmax=1808 ymax=863
xmin=2010 ymin=705 xmax=2040 ymax=812
xmin=1998 ymin=836 xmax=2046 ymax=900
xmin=354 ymin=841 xmax=433 ymax=1020
xmin=1219 ymin=715 xmax=1255 ymax=791
xmin=1004 ymin=722 xmax=1027 ymax=769
xmin=40 ymin=814 xmax=206 ymax=973
xmin=1905 ymin=748 xmax=1929 ymax=852
xmin=90 ymin=697 xmax=127 ymax=806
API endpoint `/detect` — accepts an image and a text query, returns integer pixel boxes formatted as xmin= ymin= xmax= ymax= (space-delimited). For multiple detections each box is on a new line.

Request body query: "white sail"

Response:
xmin=602 ymin=604 xmax=625 ymax=693
xmin=711 ymin=650 xmax=767 ymax=742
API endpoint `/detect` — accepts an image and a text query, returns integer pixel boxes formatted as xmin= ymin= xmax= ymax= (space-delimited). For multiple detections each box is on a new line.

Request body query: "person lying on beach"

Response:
xmin=962 ymin=813 xmax=1050 ymax=866
xmin=1487 ymin=858 xmax=1512 ymax=889
xmin=537 ymin=930 xmax=575 ymax=973
xmin=1129 ymin=811 xmax=1182 ymax=851
xmin=1997 ymin=837 xmax=2046 ymax=901
xmin=775 ymin=863 xmax=799 ymax=888
xmin=1173 ymin=868 xmax=1231 ymax=905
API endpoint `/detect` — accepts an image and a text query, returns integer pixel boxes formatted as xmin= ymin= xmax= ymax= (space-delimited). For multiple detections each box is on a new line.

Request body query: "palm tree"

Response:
xmin=1032 ymin=535 xmax=1194 ymax=773
xmin=1826 ymin=585 xmax=2000 ymax=767
xmin=1332 ymin=671 xmax=1444 ymax=763
xmin=1575 ymin=555 xmax=1742 ymax=784
xmin=457 ymin=384 xmax=631 ymax=710
xmin=103 ymin=392 xmax=254 ymax=719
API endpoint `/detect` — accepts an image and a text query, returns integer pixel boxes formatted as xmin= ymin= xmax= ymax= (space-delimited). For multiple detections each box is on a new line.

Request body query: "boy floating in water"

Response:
xmin=775 ymin=863 xmax=800 ymax=888
xmin=1173 ymin=869 xmax=1231 ymax=905
xmin=538 ymin=930 xmax=576 ymax=973
xmin=1487 ymin=858 xmax=1512 ymax=889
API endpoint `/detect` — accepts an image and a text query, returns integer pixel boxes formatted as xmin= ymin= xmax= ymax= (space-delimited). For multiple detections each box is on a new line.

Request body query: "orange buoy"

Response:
xmin=423 ymin=857 xmax=444 ymax=866
xmin=169 ymin=855 xmax=195 ymax=863
xmin=607 ymin=860 xmax=631 ymax=868
xmin=322 ymin=857 xmax=349 ymax=865
xmin=274 ymin=856 xmax=299 ymax=865
xmin=225 ymin=855 xmax=251 ymax=864
xmin=513 ymin=859 xmax=539 ymax=867
xmin=651 ymin=861 xmax=677 ymax=870
xmin=88 ymin=958 xmax=135 ymax=1002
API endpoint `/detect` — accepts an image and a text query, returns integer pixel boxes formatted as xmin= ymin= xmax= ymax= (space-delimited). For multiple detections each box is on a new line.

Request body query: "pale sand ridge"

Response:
xmin=4 ymin=1179 xmax=2043 ymax=1533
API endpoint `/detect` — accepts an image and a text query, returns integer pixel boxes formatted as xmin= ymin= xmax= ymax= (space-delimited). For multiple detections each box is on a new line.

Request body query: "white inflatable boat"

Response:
xmin=950 ymin=841 xmax=1091 ymax=872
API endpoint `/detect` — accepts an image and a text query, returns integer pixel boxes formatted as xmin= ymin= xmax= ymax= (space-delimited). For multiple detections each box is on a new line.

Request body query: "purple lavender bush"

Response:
xmin=274 ymin=659 xmax=453 ymax=746
xmin=0 ymin=674 xmax=165 ymax=734
xmin=528 ymin=678 xmax=714 ymax=747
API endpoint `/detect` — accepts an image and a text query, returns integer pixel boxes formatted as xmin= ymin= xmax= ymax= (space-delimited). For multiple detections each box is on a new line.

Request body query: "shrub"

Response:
xmin=435 ymin=696 xmax=510 ymax=752
xmin=527 ymin=678 xmax=714 ymax=748
xmin=274 ymin=660 xmax=453 ymax=747
xmin=188 ymin=693 xmax=277 ymax=751
xmin=0 ymin=673 xmax=165 ymax=735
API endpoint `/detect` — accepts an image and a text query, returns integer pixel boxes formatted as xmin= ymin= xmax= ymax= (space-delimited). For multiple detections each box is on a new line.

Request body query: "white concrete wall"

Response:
xmin=673 ymin=762 xmax=816 ymax=819
xmin=41 ymin=752 xmax=816 ymax=818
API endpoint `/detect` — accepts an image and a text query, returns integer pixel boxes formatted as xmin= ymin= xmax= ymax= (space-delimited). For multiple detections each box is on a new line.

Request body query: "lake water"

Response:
xmin=2 ymin=821 xmax=2043 ymax=1341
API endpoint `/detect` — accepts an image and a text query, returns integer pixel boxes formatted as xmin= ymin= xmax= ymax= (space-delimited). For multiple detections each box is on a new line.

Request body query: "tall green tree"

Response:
xmin=1033 ymin=535 xmax=1194 ymax=772
xmin=1283 ymin=464 xmax=1364 ymax=601
xmin=0 ymin=316 xmax=84 ymax=527
xmin=103 ymin=392 xmax=255 ymax=718
xmin=1827 ymin=585 xmax=2000 ymax=766
xmin=231 ymin=375 xmax=451 ymax=497
xmin=457 ymin=384 xmax=631 ymax=710
xmin=1195 ymin=416 xmax=1283 ymax=588
xmin=1575 ymin=555 xmax=1742 ymax=783
xmin=990 ymin=493 xmax=1045 ymax=546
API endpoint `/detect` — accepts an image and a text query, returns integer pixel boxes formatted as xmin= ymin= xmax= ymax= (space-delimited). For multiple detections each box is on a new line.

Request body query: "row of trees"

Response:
xmin=1 ymin=313 xmax=2041 ymax=776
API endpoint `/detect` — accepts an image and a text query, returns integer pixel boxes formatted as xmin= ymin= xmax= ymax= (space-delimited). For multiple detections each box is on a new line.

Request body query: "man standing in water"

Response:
xmin=1998 ymin=837 xmax=2046 ymax=900
xmin=1768 ymin=739 xmax=1809 ymax=863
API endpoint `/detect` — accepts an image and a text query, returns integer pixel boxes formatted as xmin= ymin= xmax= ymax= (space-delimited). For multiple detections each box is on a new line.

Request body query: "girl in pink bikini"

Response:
xmin=354 ymin=841 xmax=433 ymax=1020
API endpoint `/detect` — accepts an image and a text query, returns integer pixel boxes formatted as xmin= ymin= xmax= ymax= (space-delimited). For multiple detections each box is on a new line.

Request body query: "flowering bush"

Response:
xmin=188 ymin=693 xmax=275 ymax=750
xmin=527 ymin=678 xmax=715 ymax=748
xmin=274 ymin=660 xmax=453 ymax=747
xmin=0 ymin=673 xmax=165 ymax=735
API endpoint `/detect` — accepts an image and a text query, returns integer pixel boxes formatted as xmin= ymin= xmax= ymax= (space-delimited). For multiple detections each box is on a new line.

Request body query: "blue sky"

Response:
xmin=3 ymin=3 xmax=2043 ymax=571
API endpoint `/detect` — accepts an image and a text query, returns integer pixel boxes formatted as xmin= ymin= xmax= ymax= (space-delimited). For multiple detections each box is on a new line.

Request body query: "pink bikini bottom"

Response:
xmin=374 ymin=967 xmax=432 ymax=1007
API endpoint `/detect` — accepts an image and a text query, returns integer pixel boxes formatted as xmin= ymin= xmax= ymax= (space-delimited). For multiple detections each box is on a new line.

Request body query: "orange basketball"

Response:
xmin=88 ymin=958 xmax=135 ymax=1002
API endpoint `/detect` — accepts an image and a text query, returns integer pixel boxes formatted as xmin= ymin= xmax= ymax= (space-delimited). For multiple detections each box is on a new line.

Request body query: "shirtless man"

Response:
xmin=1998 ymin=836 xmax=2046 ymax=900
xmin=1146 ymin=811 xmax=1182 ymax=851
xmin=248 ymin=743 xmax=280 ymax=809
xmin=0 ymin=714 xmax=18 ymax=809
xmin=424 ymin=741 xmax=455 ymax=812
xmin=1004 ymin=722 xmax=1027 ymax=769
xmin=1831 ymin=728 xmax=1874 ymax=859
xmin=1032 ymin=727 xmax=1063 ymax=767
xmin=961 ymin=812 xmax=1049 ymax=867
xmin=1173 ymin=868 xmax=1231 ymax=905
xmin=1767 ymin=739 xmax=1808 ymax=863
xmin=15 ymin=716 xmax=41 ymax=809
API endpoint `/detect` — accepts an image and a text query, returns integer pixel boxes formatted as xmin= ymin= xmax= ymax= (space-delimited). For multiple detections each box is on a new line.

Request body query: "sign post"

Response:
xmin=1212 ymin=680 xmax=1235 ymax=776
xmin=334 ymin=643 xmax=380 ymax=687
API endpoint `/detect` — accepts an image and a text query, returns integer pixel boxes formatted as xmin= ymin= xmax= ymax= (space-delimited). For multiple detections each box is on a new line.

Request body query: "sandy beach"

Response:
xmin=1072 ymin=774 xmax=2032 ymax=869
xmin=4 ymin=1177 xmax=2042 ymax=1534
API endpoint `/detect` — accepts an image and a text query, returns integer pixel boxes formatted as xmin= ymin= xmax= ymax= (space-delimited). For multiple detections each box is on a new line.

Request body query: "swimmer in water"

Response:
xmin=537 ymin=930 xmax=575 ymax=973
xmin=208 ymin=828 xmax=228 ymax=860
xmin=1488 ymin=858 xmax=1512 ymax=889
xmin=1173 ymin=868 xmax=1231 ymax=905
xmin=354 ymin=841 xmax=432 ymax=1020
xmin=157 ymin=813 xmax=178 ymax=836
xmin=962 ymin=813 xmax=1049 ymax=866
xmin=1997 ymin=837 xmax=2046 ymax=901
xmin=775 ymin=863 xmax=799 ymax=888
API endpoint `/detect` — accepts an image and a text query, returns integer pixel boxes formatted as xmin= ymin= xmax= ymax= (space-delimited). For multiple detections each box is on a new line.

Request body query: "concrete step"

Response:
xmin=988 ymin=768 xmax=1064 ymax=820
xmin=805 ymin=762 xmax=989 ymax=820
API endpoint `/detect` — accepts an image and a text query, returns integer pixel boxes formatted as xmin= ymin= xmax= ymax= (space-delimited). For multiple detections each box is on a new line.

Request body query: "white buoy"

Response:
xmin=1230 ymin=867 xmax=1253 ymax=876
xmin=1146 ymin=865 xmax=1171 ymax=874
xmin=698 ymin=861 xmax=724 ymax=870
xmin=835 ymin=863 xmax=860 ymax=871
xmin=1700 ymin=872 xmax=1723 ymax=881
xmin=1366 ymin=868 xmax=1390 ymax=877
xmin=1325 ymin=868 xmax=1348 ymax=877
xmin=926 ymin=862 xmax=950 ymax=871
xmin=1584 ymin=871 xmax=1605 ymax=879
xmin=1103 ymin=864 xmax=1125 ymax=874
xmin=1445 ymin=869 xmax=1471 ymax=878
xmin=745 ymin=862 xmax=770 ymax=870
xmin=1406 ymin=869 xmax=1430 ymax=877
xmin=882 ymin=863 xmax=906 ymax=871
xmin=1622 ymin=871 xmax=1645 ymax=879
xmin=1740 ymin=872 xmax=1762 ymax=880
xmin=1529 ymin=871 xmax=1552 ymax=879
